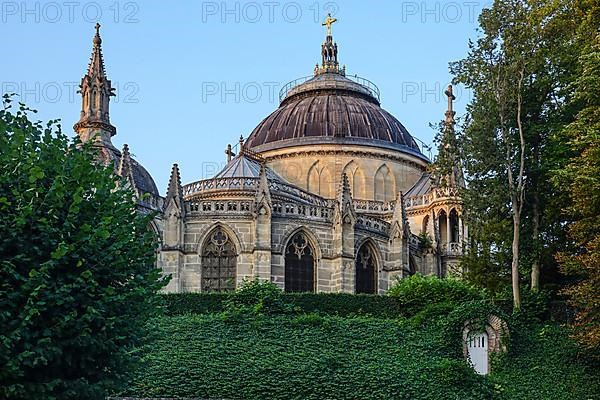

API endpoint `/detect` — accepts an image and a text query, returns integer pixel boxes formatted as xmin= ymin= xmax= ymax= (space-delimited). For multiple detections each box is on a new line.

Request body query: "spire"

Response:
xmin=239 ymin=135 xmax=245 ymax=152
xmin=163 ymin=163 xmax=185 ymax=248
xmin=255 ymin=165 xmax=272 ymax=214
xmin=117 ymin=143 xmax=136 ymax=188
xmin=315 ymin=13 xmax=344 ymax=76
xmin=434 ymin=84 xmax=464 ymax=188
xmin=74 ymin=23 xmax=116 ymax=147
xmin=166 ymin=163 xmax=184 ymax=203
xmin=88 ymin=23 xmax=107 ymax=78
xmin=335 ymin=173 xmax=355 ymax=226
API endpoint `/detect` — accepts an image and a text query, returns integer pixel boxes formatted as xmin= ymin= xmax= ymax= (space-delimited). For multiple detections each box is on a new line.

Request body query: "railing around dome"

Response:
xmin=278 ymin=74 xmax=381 ymax=103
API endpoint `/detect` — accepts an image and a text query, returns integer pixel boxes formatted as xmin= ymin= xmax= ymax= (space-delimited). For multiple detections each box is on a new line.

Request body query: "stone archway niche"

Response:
xmin=462 ymin=315 xmax=508 ymax=375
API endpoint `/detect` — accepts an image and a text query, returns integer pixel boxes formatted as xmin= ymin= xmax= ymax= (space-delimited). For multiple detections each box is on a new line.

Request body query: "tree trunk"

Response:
xmin=531 ymin=192 xmax=541 ymax=292
xmin=511 ymin=199 xmax=522 ymax=310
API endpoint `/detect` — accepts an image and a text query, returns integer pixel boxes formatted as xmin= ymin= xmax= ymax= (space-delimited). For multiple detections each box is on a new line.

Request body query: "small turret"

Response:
xmin=73 ymin=23 xmax=116 ymax=148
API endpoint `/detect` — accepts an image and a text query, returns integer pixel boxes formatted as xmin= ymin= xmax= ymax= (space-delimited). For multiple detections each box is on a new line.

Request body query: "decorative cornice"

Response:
xmin=262 ymin=148 xmax=427 ymax=171
xmin=73 ymin=120 xmax=116 ymax=136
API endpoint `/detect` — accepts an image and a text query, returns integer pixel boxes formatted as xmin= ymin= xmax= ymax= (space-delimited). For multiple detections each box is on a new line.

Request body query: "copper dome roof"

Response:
xmin=245 ymin=27 xmax=426 ymax=159
xmin=245 ymin=72 xmax=424 ymax=157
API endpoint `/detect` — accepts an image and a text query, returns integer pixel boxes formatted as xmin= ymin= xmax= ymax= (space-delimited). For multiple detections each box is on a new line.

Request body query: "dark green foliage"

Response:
xmin=122 ymin=313 xmax=599 ymax=400
xmin=223 ymin=279 xmax=294 ymax=315
xmin=387 ymin=274 xmax=485 ymax=316
xmin=0 ymin=98 xmax=167 ymax=400
xmin=162 ymin=292 xmax=229 ymax=315
xmin=494 ymin=287 xmax=552 ymax=322
xmin=124 ymin=314 xmax=496 ymax=400
xmin=162 ymin=291 xmax=404 ymax=318
xmin=284 ymin=292 xmax=403 ymax=317
xmin=490 ymin=323 xmax=600 ymax=399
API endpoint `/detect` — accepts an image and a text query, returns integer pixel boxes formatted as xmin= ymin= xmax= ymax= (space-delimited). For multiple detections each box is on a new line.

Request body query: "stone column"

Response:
xmin=446 ymin=211 xmax=451 ymax=247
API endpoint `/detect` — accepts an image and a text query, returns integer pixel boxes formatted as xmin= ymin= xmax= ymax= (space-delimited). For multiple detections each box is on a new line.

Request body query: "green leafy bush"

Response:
xmin=493 ymin=286 xmax=552 ymax=322
xmin=489 ymin=323 xmax=600 ymax=399
xmin=161 ymin=292 xmax=228 ymax=315
xmin=224 ymin=279 xmax=293 ymax=315
xmin=0 ymin=99 xmax=167 ymax=400
xmin=387 ymin=274 xmax=485 ymax=316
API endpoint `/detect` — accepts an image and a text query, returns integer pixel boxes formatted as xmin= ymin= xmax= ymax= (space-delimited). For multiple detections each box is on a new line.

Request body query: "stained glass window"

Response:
xmin=284 ymin=232 xmax=315 ymax=292
xmin=201 ymin=228 xmax=236 ymax=292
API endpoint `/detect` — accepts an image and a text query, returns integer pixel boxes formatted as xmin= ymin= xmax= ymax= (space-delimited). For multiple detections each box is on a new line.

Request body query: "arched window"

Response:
xmin=201 ymin=228 xmax=237 ymax=292
xmin=422 ymin=215 xmax=430 ymax=234
xmin=343 ymin=161 xmax=366 ymax=200
xmin=285 ymin=232 xmax=315 ymax=292
xmin=374 ymin=164 xmax=395 ymax=202
xmin=355 ymin=243 xmax=377 ymax=294
xmin=438 ymin=210 xmax=448 ymax=245
xmin=449 ymin=208 xmax=460 ymax=243
xmin=308 ymin=162 xmax=320 ymax=194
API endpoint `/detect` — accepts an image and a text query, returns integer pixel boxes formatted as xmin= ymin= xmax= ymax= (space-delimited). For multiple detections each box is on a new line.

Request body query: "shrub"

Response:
xmin=387 ymin=274 xmax=485 ymax=316
xmin=224 ymin=279 xmax=293 ymax=315
xmin=0 ymin=99 xmax=167 ymax=400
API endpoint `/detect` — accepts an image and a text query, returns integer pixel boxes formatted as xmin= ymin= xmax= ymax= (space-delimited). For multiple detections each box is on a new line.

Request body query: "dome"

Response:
xmin=245 ymin=72 xmax=424 ymax=159
xmin=129 ymin=157 xmax=159 ymax=196
xmin=99 ymin=146 xmax=160 ymax=196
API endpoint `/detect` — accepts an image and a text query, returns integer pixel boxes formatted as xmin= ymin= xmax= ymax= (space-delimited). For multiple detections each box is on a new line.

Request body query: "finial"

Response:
xmin=444 ymin=85 xmax=456 ymax=125
xmin=322 ymin=13 xmax=337 ymax=36
xmin=93 ymin=23 xmax=102 ymax=45
xmin=315 ymin=14 xmax=342 ymax=76
xmin=225 ymin=143 xmax=234 ymax=163
xmin=239 ymin=135 xmax=244 ymax=152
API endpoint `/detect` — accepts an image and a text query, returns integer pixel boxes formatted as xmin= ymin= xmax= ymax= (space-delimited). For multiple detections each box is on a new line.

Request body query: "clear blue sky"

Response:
xmin=1 ymin=0 xmax=489 ymax=194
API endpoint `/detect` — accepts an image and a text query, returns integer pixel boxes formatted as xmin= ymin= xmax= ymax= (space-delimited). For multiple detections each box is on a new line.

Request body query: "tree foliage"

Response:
xmin=554 ymin=25 xmax=600 ymax=352
xmin=451 ymin=0 xmax=583 ymax=304
xmin=0 ymin=97 xmax=167 ymax=399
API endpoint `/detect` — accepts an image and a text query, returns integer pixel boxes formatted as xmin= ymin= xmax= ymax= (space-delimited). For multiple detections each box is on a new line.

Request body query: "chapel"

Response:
xmin=74 ymin=19 xmax=466 ymax=294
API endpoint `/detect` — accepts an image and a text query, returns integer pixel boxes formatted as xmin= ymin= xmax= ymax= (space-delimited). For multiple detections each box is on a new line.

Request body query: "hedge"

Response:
xmin=120 ymin=314 xmax=600 ymax=400
xmin=122 ymin=314 xmax=495 ymax=399
xmin=161 ymin=292 xmax=404 ymax=318
xmin=161 ymin=275 xmax=489 ymax=319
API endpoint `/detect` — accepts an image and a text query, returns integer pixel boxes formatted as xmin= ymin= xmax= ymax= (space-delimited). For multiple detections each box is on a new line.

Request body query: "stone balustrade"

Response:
xmin=356 ymin=215 xmax=390 ymax=235
xmin=183 ymin=177 xmax=259 ymax=197
xmin=354 ymin=200 xmax=395 ymax=214
xmin=441 ymin=242 xmax=463 ymax=256
xmin=405 ymin=186 xmax=461 ymax=209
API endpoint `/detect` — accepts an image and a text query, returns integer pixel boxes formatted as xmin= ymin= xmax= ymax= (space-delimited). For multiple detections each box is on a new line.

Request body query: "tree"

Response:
xmin=0 ymin=96 xmax=167 ymax=399
xmin=451 ymin=0 xmax=538 ymax=309
xmin=451 ymin=0 xmax=581 ymax=306
xmin=555 ymin=28 xmax=600 ymax=351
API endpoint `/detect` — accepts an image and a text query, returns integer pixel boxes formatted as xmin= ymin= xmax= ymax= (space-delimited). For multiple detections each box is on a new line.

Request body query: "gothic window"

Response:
xmin=201 ymin=228 xmax=237 ymax=292
xmin=285 ymin=232 xmax=315 ymax=293
xmin=449 ymin=208 xmax=460 ymax=243
xmin=374 ymin=164 xmax=395 ymax=202
xmin=438 ymin=210 xmax=448 ymax=245
xmin=355 ymin=243 xmax=377 ymax=294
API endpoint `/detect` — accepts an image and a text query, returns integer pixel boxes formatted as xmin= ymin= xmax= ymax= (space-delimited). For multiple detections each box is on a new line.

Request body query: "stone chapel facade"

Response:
xmin=75 ymin=22 xmax=467 ymax=294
